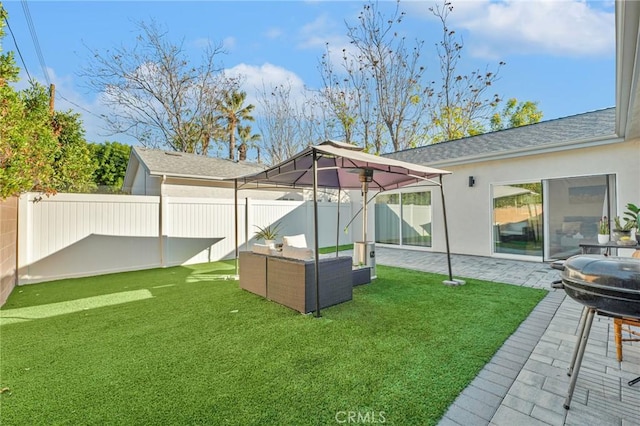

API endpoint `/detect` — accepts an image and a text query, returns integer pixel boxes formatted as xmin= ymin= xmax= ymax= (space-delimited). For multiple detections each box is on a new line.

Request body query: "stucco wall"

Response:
xmin=428 ymin=139 xmax=640 ymax=258
xmin=0 ymin=197 xmax=18 ymax=306
xmin=129 ymin=172 xmax=299 ymax=200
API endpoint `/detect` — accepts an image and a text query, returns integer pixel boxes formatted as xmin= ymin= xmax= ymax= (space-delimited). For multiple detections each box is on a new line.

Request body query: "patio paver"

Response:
xmin=371 ymin=246 xmax=640 ymax=426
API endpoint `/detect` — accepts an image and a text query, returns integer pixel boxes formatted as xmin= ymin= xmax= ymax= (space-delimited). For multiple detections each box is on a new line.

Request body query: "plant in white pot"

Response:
xmin=598 ymin=217 xmax=610 ymax=244
xmin=254 ymin=222 xmax=281 ymax=246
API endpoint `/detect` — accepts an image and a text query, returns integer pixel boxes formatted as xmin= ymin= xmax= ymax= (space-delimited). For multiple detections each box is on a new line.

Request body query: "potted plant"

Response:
xmin=612 ymin=215 xmax=635 ymax=242
xmin=254 ymin=222 xmax=281 ymax=246
xmin=623 ymin=203 xmax=640 ymax=244
xmin=597 ymin=217 xmax=610 ymax=244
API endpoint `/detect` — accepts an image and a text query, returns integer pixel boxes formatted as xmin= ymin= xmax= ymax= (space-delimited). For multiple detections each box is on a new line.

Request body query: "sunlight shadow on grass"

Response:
xmin=0 ymin=290 xmax=154 ymax=326
xmin=186 ymin=274 xmax=238 ymax=283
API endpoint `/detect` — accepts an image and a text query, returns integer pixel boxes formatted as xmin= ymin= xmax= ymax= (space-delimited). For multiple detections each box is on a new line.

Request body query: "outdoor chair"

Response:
xmin=614 ymin=317 xmax=640 ymax=361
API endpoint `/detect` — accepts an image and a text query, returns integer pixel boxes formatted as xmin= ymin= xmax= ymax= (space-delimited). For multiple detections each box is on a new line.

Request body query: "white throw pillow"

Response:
xmin=283 ymin=234 xmax=307 ymax=248
xmin=252 ymin=244 xmax=271 ymax=255
xmin=282 ymin=245 xmax=314 ymax=260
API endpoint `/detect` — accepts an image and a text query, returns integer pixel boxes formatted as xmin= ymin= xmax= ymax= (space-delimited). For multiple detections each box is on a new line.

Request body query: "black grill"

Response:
xmin=557 ymin=255 xmax=640 ymax=409
xmin=561 ymin=255 xmax=640 ymax=318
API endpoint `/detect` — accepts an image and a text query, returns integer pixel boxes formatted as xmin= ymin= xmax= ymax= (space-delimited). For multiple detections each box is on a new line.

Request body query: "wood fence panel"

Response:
xmin=0 ymin=197 xmax=18 ymax=306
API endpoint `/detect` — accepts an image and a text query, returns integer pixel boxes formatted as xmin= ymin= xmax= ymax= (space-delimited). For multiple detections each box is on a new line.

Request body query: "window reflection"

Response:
xmin=493 ymin=183 xmax=543 ymax=256
xmin=375 ymin=191 xmax=431 ymax=247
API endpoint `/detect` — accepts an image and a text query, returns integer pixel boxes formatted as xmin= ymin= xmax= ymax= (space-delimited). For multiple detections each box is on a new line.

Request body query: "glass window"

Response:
xmin=375 ymin=191 xmax=431 ymax=247
xmin=401 ymin=192 xmax=432 ymax=247
xmin=493 ymin=183 xmax=543 ymax=257
xmin=375 ymin=193 xmax=400 ymax=245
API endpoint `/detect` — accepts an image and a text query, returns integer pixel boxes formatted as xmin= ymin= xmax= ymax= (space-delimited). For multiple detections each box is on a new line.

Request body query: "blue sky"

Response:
xmin=2 ymin=0 xmax=615 ymax=146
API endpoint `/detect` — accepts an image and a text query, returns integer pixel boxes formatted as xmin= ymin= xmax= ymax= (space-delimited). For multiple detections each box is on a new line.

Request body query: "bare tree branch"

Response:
xmin=82 ymin=20 xmax=235 ymax=154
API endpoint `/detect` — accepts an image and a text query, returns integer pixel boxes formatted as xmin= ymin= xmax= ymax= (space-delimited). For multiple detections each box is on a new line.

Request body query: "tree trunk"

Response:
xmin=229 ymin=123 xmax=236 ymax=160
xmin=238 ymin=143 xmax=247 ymax=161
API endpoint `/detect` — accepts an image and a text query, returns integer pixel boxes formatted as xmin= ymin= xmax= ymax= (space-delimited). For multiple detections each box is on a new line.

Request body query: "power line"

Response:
xmin=20 ymin=0 xmax=50 ymax=86
xmin=3 ymin=14 xmax=33 ymax=82
xmin=57 ymin=92 xmax=107 ymax=121
xmin=4 ymin=14 xmax=104 ymax=121
xmin=5 ymin=3 xmax=110 ymax=133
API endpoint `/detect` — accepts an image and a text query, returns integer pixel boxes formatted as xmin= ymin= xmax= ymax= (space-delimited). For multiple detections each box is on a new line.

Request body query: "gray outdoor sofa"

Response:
xmin=238 ymin=251 xmax=353 ymax=313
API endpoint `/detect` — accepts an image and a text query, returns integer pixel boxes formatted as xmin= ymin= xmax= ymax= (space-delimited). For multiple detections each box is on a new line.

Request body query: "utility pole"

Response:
xmin=49 ymin=83 xmax=55 ymax=114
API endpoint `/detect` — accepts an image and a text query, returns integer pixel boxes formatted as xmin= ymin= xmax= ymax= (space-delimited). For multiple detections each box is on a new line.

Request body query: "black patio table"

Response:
xmin=578 ymin=240 xmax=639 ymax=256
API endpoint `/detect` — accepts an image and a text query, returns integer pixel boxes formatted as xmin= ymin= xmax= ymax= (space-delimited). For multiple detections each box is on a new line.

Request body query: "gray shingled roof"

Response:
xmin=133 ymin=147 xmax=266 ymax=180
xmin=385 ymin=107 xmax=617 ymax=165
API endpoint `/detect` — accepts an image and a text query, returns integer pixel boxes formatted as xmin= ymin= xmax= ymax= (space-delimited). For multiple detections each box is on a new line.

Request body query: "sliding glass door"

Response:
xmin=375 ymin=193 xmax=400 ymax=244
xmin=375 ymin=191 xmax=432 ymax=247
xmin=545 ymin=175 xmax=615 ymax=259
xmin=493 ymin=183 xmax=543 ymax=257
xmin=492 ymin=174 xmax=616 ymax=260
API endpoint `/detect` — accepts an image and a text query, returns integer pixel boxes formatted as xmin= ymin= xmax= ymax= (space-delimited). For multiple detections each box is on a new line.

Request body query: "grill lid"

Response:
xmin=561 ymin=255 xmax=640 ymax=318
xmin=562 ymin=255 xmax=640 ymax=290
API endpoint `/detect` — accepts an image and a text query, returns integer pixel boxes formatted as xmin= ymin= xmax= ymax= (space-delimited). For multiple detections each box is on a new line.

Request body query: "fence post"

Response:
xmin=160 ymin=194 xmax=169 ymax=267
xmin=245 ymin=197 xmax=251 ymax=251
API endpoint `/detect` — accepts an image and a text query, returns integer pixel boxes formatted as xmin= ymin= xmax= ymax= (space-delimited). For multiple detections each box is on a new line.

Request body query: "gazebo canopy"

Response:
xmin=230 ymin=140 xmax=457 ymax=317
xmin=234 ymin=140 xmax=451 ymax=191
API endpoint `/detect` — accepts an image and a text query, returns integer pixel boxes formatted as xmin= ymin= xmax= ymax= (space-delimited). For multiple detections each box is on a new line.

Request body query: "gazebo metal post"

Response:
xmin=362 ymin=180 xmax=368 ymax=243
xmin=313 ymin=149 xmax=321 ymax=318
xmin=336 ymin=189 xmax=341 ymax=257
xmin=439 ymin=174 xmax=454 ymax=282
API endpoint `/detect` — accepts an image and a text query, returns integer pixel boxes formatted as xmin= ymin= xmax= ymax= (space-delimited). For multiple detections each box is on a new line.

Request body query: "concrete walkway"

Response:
xmin=373 ymin=246 xmax=640 ymax=426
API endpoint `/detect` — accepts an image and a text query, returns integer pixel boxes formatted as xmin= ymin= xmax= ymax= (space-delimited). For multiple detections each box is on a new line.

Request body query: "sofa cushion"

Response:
xmin=283 ymin=234 xmax=307 ymax=248
xmin=282 ymin=245 xmax=314 ymax=260
xmin=252 ymin=243 xmax=272 ymax=255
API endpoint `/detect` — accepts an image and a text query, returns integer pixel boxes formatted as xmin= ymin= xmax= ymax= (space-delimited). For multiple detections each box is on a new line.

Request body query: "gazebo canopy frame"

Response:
xmin=230 ymin=140 xmax=459 ymax=317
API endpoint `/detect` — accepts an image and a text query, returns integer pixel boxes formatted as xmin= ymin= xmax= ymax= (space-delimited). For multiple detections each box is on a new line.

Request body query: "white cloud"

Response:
xmin=192 ymin=37 xmax=212 ymax=49
xmin=224 ymin=62 xmax=306 ymax=107
xmin=296 ymin=12 xmax=358 ymax=69
xmin=265 ymin=27 xmax=284 ymax=39
xmin=297 ymin=12 xmax=351 ymax=52
xmin=222 ymin=36 xmax=237 ymax=51
xmin=298 ymin=13 xmax=336 ymax=49
xmin=410 ymin=0 xmax=614 ymax=58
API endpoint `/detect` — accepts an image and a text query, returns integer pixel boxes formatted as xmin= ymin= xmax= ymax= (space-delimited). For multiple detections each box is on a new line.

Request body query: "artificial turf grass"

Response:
xmin=318 ymin=244 xmax=354 ymax=254
xmin=0 ymin=262 xmax=546 ymax=425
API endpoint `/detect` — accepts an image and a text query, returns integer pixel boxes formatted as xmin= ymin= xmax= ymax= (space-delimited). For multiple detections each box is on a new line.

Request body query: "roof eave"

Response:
xmin=424 ymin=134 xmax=623 ymax=168
xmin=146 ymin=171 xmax=233 ymax=181
xmin=616 ymin=0 xmax=640 ymax=139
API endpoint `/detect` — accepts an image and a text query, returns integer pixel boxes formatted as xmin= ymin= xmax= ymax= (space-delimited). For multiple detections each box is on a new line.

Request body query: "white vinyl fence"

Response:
xmin=17 ymin=193 xmax=355 ymax=284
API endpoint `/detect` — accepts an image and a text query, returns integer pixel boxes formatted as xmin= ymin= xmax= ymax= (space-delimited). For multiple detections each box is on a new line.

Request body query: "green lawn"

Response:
xmin=318 ymin=244 xmax=354 ymax=254
xmin=0 ymin=261 xmax=546 ymax=425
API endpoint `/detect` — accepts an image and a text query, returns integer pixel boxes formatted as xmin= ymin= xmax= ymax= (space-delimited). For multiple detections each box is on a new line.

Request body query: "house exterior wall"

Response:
xmin=0 ymin=197 xmax=18 ymax=306
xmin=418 ymin=139 xmax=640 ymax=258
xmin=161 ymin=182 xmax=298 ymax=200
xmin=129 ymin=172 xmax=298 ymax=200
xmin=130 ymin=165 xmax=161 ymax=195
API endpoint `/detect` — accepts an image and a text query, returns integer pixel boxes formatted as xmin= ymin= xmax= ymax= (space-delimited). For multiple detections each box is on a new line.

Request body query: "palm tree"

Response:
xmin=237 ymin=124 xmax=262 ymax=161
xmin=217 ymin=90 xmax=255 ymax=160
